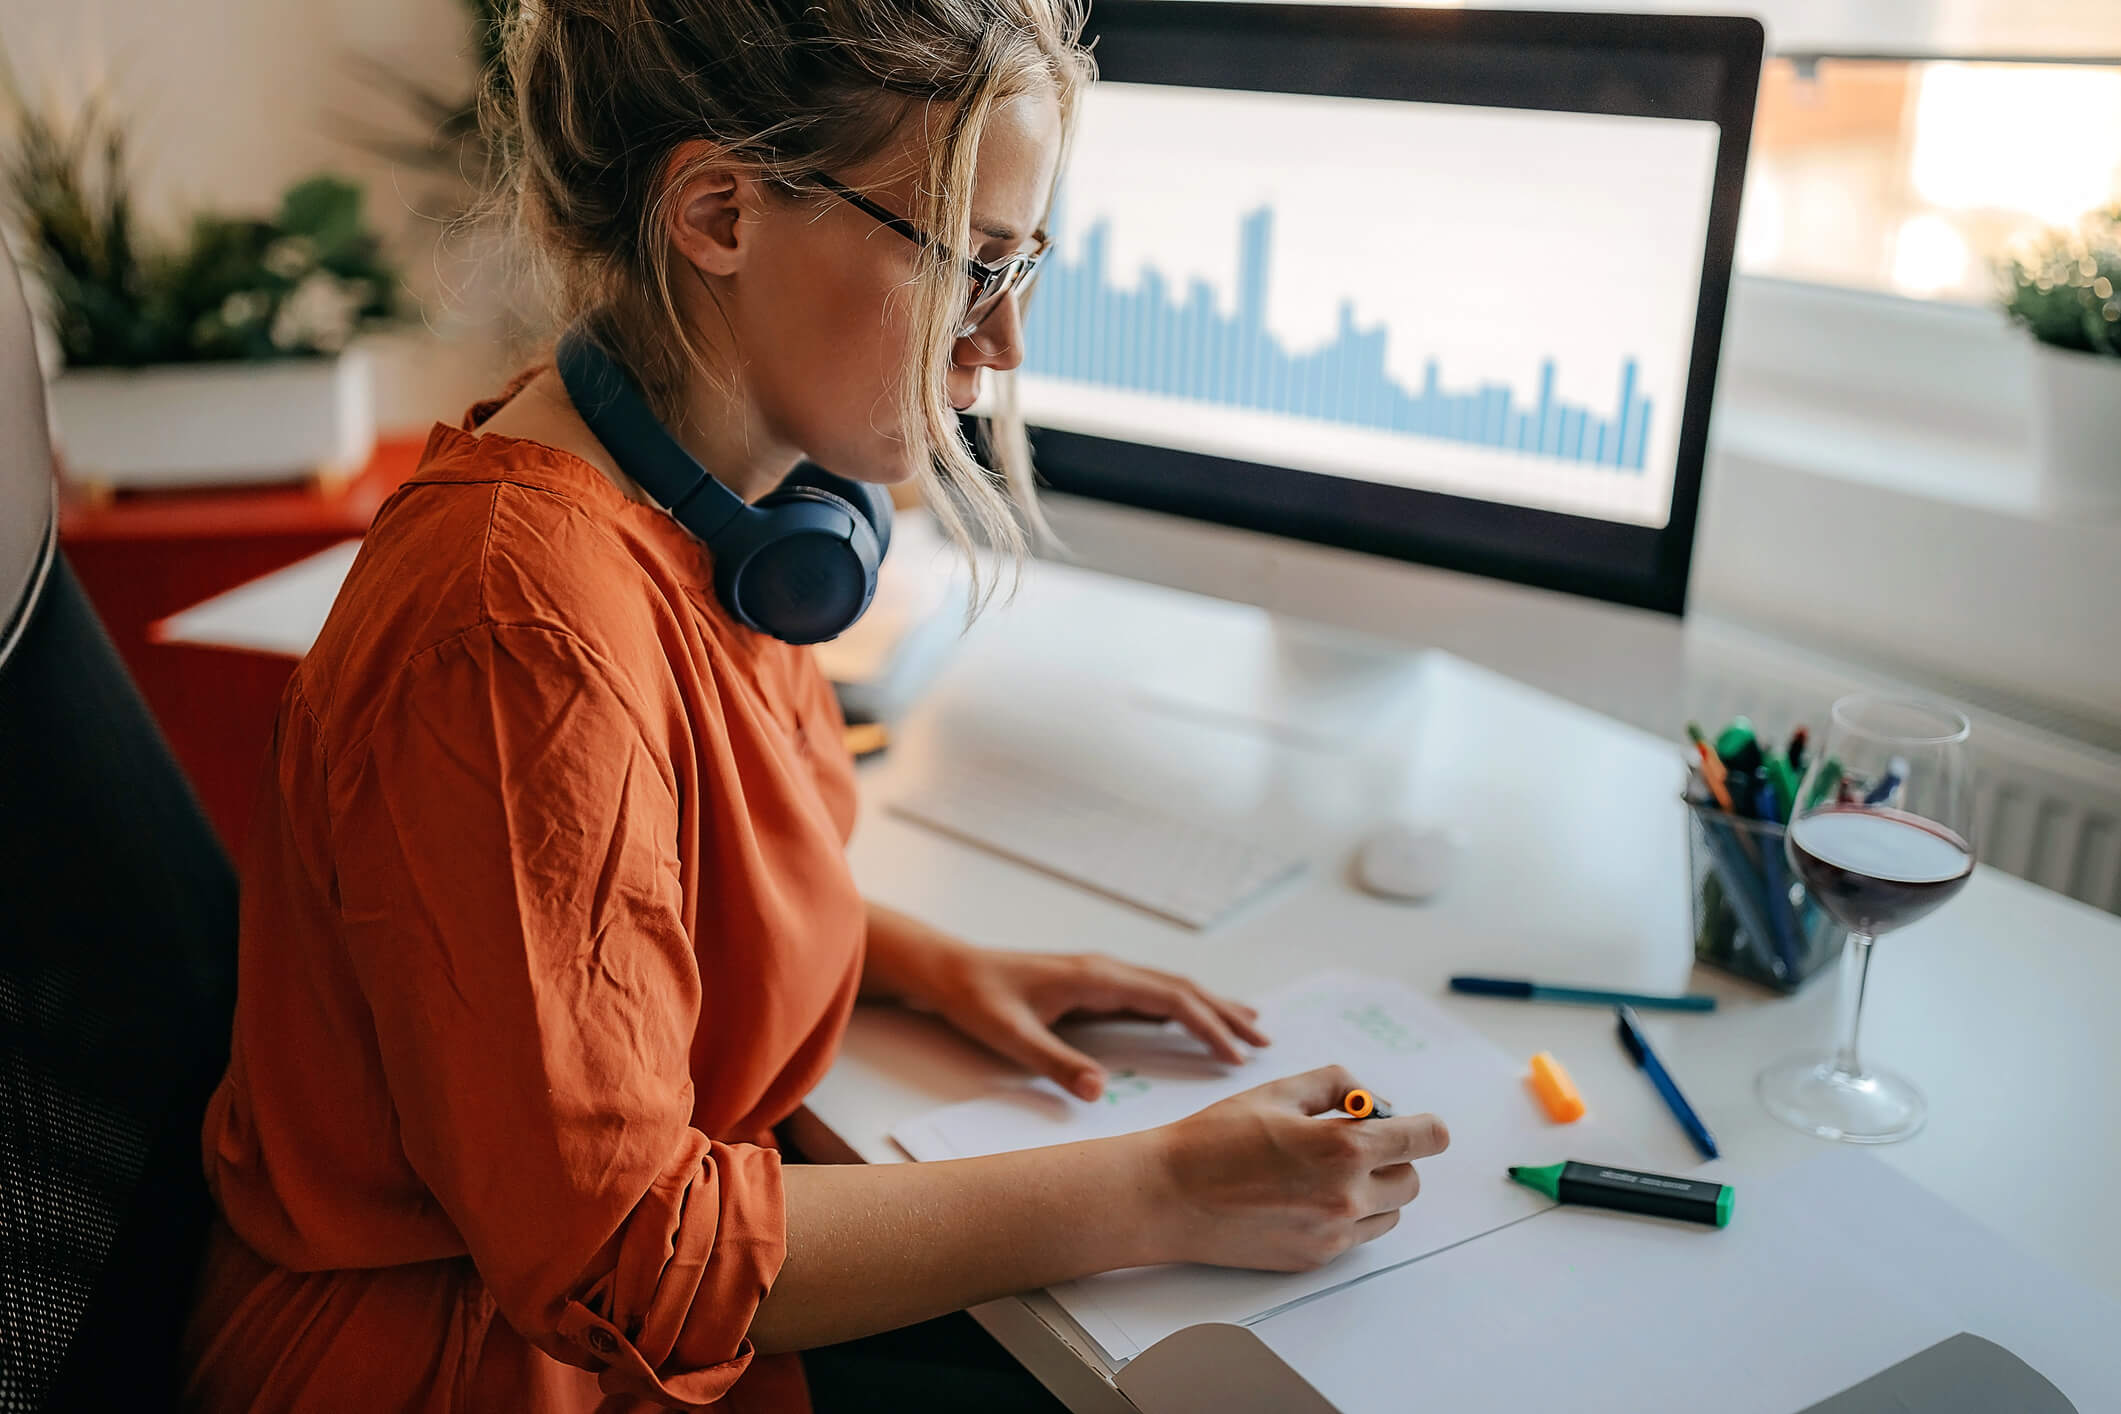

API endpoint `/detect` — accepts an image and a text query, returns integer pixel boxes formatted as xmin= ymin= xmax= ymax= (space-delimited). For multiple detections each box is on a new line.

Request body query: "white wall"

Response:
xmin=0 ymin=0 xmax=511 ymax=429
xmin=1693 ymin=441 xmax=2121 ymax=738
xmin=1697 ymin=277 xmax=2121 ymax=736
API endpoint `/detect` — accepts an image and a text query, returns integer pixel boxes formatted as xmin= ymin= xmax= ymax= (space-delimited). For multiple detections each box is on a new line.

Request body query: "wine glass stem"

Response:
xmin=1832 ymin=931 xmax=1877 ymax=1079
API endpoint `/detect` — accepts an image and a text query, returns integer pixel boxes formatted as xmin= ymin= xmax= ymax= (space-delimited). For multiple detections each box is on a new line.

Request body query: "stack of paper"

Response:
xmin=893 ymin=971 xmax=1612 ymax=1363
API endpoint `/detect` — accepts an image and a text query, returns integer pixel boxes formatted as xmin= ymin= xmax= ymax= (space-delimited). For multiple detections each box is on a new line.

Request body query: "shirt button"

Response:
xmin=586 ymin=1327 xmax=617 ymax=1356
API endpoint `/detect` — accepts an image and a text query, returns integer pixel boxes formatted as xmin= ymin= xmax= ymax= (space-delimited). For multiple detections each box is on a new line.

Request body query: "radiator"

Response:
xmin=1677 ymin=615 xmax=2121 ymax=916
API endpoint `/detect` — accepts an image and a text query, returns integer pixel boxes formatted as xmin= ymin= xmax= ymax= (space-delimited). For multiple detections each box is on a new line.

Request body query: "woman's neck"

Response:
xmin=665 ymin=364 xmax=804 ymax=504
xmin=476 ymin=366 xmax=800 ymax=509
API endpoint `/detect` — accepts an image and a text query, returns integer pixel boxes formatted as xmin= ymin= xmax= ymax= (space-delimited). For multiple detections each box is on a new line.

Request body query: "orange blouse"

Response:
xmin=184 ymin=386 xmax=867 ymax=1413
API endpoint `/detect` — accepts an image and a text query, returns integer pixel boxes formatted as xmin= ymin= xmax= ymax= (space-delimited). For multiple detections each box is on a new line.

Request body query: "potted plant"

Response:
xmin=4 ymin=94 xmax=403 ymax=494
xmin=2000 ymin=204 xmax=2121 ymax=514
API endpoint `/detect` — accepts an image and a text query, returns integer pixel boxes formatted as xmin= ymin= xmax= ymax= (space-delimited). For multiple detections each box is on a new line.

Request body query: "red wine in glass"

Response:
xmin=1758 ymin=693 xmax=1974 ymax=1145
xmin=1786 ymin=805 xmax=1974 ymax=935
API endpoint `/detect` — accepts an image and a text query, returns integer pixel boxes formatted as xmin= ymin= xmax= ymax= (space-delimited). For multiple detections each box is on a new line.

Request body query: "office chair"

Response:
xmin=0 ymin=248 xmax=239 ymax=1408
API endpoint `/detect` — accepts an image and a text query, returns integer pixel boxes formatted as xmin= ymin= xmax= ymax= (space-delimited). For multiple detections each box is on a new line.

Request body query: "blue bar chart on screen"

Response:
xmin=1024 ymin=206 xmax=1656 ymax=471
xmin=1015 ymin=83 xmax=1724 ymax=528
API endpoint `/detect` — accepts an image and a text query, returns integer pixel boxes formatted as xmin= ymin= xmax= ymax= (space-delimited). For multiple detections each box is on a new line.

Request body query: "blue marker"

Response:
xmin=1616 ymin=1005 xmax=1719 ymax=1160
xmin=1755 ymin=779 xmax=1802 ymax=980
xmin=1863 ymin=755 xmax=1910 ymax=806
xmin=1450 ymin=976 xmax=1716 ymax=1013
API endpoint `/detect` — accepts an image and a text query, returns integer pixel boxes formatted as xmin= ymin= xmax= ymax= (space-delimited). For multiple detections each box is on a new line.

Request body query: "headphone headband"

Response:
xmin=553 ymin=328 xmax=746 ymax=538
xmin=553 ymin=325 xmax=890 ymax=644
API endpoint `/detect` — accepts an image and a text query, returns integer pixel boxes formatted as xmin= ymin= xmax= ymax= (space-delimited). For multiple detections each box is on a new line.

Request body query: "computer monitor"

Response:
xmin=1010 ymin=3 xmax=1761 ymax=719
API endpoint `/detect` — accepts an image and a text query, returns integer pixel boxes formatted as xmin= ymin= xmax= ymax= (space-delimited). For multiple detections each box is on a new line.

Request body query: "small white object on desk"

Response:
xmin=1353 ymin=822 xmax=1461 ymax=901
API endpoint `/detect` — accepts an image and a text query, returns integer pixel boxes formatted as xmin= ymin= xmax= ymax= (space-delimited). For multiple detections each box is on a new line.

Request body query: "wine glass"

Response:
xmin=1756 ymin=693 xmax=1975 ymax=1143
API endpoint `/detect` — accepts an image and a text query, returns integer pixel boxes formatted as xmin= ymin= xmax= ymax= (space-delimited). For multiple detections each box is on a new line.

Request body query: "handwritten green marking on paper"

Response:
xmin=1342 ymin=1004 xmax=1427 ymax=1055
xmin=1100 ymin=1069 xmax=1153 ymax=1104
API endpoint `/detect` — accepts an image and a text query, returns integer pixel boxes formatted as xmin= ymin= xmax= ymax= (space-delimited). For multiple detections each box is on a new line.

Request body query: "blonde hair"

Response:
xmin=482 ymin=0 xmax=1094 ymax=600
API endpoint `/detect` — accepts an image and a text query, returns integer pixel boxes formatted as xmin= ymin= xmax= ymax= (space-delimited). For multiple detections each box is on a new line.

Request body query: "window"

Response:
xmin=1382 ymin=0 xmax=2121 ymax=304
xmin=1741 ymin=57 xmax=2121 ymax=303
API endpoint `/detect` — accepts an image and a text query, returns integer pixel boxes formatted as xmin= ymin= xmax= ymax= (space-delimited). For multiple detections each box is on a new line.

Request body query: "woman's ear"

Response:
xmin=663 ymin=141 xmax=758 ymax=278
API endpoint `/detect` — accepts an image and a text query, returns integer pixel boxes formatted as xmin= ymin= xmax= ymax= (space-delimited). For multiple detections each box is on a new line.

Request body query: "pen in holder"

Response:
xmin=1686 ymin=798 xmax=1844 ymax=992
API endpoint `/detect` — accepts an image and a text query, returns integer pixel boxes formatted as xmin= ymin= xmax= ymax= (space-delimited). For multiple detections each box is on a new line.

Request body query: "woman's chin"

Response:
xmin=848 ymin=446 xmax=924 ymax=486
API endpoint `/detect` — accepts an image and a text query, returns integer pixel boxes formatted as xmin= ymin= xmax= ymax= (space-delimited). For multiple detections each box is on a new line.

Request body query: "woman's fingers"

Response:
xmin=1145 ymin=967 xmax=1270 ymax=1048
xmin=1147 ymin=984 xmax=1251 ymax=1065
xmin=1264 ymin=1064 xmax=1365 ymax=1116
xmin=1365 ymin=1161 xmax=1423 ymax=1213
xmin=1130 ymin=964 xmax=1269 ymax=1047
xmin=1208 ymin=993 xmax=1271 ymax=1047
xmin=1350 ymin=1209 xmax=1403 ymax=1246
xmin=962 ymin=995 xmax=1108 ymax=1101
xmin=1079 ymin=967 xmax=1250 ymax=1065
xmin=1363 ymin=1112 xmax=1451 ymax=1163
xmin=1064 ymin=957 xmax=1270 ymax=1053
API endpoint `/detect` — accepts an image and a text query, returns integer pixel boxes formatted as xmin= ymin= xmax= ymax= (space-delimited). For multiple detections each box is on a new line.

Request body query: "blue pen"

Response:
xmin=1450 ymin=976 xmax=1716 ymax=1012
xmin=1863 ymin=755 xmax=1909 ymax=807
xmin=1616 ymin=1005 xmax=1719 ymax=1160
xmin=1754 ymin=779 xmax=1801 ymax=980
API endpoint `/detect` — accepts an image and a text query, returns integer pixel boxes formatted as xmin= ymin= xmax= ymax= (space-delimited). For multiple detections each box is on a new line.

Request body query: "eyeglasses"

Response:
xmin=810 ymin=171 xmax=1049 ymax=339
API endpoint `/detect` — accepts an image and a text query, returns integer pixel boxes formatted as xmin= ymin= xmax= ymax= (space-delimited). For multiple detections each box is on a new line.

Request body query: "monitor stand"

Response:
xmin=1131 ymin=616 xmax=1427 ymax=751
xmin=1044 ymin=491 xmax=1688 ymax=741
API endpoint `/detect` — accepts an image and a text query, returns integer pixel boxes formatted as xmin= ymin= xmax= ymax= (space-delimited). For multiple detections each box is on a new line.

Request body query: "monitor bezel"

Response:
xmin=1015 ymin=2 xmax=1764 ymax=617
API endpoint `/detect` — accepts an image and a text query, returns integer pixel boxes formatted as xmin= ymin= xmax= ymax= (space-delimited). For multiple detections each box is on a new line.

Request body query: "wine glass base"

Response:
xmin=1756 ymin=1053 xmax=1927 ymax=1144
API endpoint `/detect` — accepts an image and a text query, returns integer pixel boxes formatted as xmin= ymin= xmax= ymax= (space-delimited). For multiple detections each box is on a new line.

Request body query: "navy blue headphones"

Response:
xmin=555 ymin=325 xmax=892 ymax=645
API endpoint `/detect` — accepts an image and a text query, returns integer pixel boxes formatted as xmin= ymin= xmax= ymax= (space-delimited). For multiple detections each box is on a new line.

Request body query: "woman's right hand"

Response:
xmin=1144 ymin=1065 xmax=1451 ymax=1273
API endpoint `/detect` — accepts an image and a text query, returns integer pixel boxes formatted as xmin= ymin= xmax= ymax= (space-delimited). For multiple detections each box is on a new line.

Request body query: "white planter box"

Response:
xmin=49 ymin=349 xmax=375 ymax=491
xmin=2026 ymin=340 xmax=2121 ymax=515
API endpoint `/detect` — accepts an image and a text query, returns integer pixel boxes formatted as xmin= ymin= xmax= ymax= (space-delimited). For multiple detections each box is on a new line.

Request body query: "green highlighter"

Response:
xmin=1508 ymin=1161 xmax=1734 ymax=1228
xmin=1714 ymin=718 xmax=1764 ymax=773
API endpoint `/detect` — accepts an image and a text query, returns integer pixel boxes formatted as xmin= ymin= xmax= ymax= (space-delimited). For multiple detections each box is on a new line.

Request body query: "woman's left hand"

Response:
xmin=927 ymin=947 xmax=1272 ymax=1101
xmin=864 ymin=904 xmax=1268 ymax=1101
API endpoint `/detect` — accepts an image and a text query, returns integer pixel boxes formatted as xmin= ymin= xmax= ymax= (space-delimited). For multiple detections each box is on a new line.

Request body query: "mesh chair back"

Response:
xmin=0 ymin=245 xmax=239 ymax=1412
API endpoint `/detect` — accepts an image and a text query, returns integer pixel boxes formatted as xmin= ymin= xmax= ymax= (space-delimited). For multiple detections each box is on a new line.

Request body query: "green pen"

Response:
xmin=1508 ymin=1161 xmax=1734 ymax=1228
xmin=1808 ymin=757 xmax=1844 ymax=809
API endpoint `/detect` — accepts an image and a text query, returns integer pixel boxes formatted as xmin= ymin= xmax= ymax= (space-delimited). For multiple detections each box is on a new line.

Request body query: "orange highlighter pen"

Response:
xmin=1528 ymin=1052 xmax=1586 ymax=1123
xmin=1341 ymin=1088 xmax=1394 ymax=1120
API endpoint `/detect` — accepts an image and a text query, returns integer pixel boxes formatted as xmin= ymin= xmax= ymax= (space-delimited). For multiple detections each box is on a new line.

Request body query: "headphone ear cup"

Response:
xmin=714 ymin=485 xmax=883 ymax=645
xmin=780 ymin=462 xmax=893 ymax=562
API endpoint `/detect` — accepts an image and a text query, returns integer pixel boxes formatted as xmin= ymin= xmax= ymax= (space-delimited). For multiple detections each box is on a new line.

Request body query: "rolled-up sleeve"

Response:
xmin=332 ymin=620 xmax=781 ymax=1407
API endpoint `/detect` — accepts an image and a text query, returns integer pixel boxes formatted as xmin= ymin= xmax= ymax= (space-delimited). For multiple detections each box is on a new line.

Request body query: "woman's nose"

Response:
xmin=955 ymin=292 xmax=1028 ymax=374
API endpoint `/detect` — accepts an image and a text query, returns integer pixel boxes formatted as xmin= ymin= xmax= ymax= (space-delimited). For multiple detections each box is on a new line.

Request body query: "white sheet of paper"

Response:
xmin=153 ymin=538 xmax=357 ymax=658
xmin=1248 ymin=1150 xmax=2121 ymax=1414
xmin=892 ymin=972 xmax=1613 ymax=1362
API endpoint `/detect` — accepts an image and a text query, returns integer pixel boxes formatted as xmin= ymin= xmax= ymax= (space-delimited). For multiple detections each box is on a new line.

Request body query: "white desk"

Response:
xmin=163 ymin=538 xmax=2121 ymax=1408
xmin=801 ymin=558 xmax=2121 ymax=1411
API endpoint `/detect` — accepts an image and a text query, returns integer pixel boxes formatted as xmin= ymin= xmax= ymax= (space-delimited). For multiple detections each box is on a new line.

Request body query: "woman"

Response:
xmin=183 ymin=0 xmax=1449 ymax=1410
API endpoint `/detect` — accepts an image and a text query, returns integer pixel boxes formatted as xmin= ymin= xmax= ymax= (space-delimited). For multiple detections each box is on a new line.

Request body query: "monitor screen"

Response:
xmin=1013 ymin=4 xmax=1762 ymax=614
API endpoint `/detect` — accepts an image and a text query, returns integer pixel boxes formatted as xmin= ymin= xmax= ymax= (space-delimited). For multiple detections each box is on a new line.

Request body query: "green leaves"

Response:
xmin=4 ymin=98 xmax=404 ymax=368
xmin=279 ymin=175 xmax=365 ymax=256
xmin=2000 ymin=205 xmax=2121 ymax=359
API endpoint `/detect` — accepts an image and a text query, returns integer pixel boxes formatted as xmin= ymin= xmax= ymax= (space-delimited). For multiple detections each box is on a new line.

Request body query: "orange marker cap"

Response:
xmin=1528 ymin=1051 xmax=1586 ymax=1123
xmin=1341 ymin=1087 xmax=1392 ymax=1120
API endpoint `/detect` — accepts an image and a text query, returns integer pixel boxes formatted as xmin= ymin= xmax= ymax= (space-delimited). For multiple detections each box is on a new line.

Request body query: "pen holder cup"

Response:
xmin=1686 ymin=800 xmax=1845 ymax=993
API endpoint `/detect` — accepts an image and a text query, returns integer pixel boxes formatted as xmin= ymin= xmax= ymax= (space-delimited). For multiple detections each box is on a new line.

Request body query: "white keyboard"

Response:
xmin=887 ymin=754 xmax=1308 ymax=929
